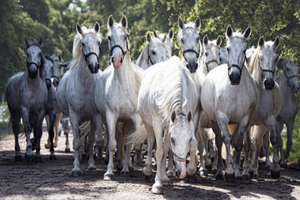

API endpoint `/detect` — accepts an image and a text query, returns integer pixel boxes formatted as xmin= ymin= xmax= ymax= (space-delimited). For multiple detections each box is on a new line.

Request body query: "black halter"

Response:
xmin=182 ymin=49 xmax=200 ymax=62
xmin=260 ymin=66 xmax=275 ymax=77
xmin=228 ymin=64 xmax=243 ymax=77
xmin=205 ymin=59 xmax=219 ymax=72
xmin=108 ymin=37 xmax=131 ymax=58
xmin=83 ymin=51 xmax=100 ymax=63
xmin=286 ymin=74 xmax=298 ymax=83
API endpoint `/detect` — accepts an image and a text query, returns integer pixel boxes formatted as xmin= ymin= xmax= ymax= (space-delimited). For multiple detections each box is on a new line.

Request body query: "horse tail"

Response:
xmin=79 ymin=121 xmax=91 ymax=143
xmin=125 ymin=124 xmax=147 ymax=146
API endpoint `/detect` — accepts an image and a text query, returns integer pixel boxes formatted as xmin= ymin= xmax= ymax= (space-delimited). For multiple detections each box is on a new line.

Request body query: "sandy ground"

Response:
xmin=0 ymin=124 xmax=300 ymax=200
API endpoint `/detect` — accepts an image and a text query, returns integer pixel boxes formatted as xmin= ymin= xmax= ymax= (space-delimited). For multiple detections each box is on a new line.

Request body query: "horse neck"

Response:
xmin=136 ymin=44 xmax=150 ymax=70
xmin=25 ymin=68 xmax=44 ymax=87
xmin=278 ymin=70 xmax=292 ymax=94
xmin=199 ymin=57 xmax=208 ymax=76
xmin=251 ymin=61 xmax=264 ymax=88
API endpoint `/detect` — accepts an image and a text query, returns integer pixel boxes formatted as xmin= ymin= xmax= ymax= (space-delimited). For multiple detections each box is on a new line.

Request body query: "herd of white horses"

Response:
xmin=5 ymin=15 xmax=299 ymax=194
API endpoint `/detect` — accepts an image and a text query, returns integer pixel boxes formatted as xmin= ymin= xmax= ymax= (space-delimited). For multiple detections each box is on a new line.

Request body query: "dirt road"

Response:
xmin=0 ymin=126 xmax=300 ymax=200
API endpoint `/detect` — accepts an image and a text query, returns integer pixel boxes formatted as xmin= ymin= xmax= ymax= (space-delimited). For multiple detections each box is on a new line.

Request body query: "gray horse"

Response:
xmin=6 ymin=37 xmax=48 ymax=162
xmin=263 ymin=58 xmax=299 ymax=168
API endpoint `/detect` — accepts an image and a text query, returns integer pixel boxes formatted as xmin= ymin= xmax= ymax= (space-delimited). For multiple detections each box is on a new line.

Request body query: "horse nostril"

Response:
xmin=120 ymin=57 xmax=123 ymax=64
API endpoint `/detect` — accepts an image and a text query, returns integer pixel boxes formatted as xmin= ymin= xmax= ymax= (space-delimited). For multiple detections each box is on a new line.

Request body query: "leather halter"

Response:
xmin=228 ymin=64 xmax=243 ymax=77
xmin=108 ymin=36 xmax=131 ymax=58
xmin=205 ymin=59 xmax=219 ymax=72
xmin=83 ymin=51 xmax=100 ymax=63
xmin=182 ymin=49 xmax=200 ymax=62
xmin=171 ymin=150 xmax=188 ymax=162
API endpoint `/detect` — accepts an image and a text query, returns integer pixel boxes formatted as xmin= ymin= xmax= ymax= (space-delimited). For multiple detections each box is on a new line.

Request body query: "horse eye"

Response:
xmin=108 ymin=36 xmax=111 ymax=40
xmin=205 ymin=52 xmax=208 ymax=56
xmin=152 ymin=51 xmax=156 ymax=55
xmin=197 ymin=37 xmax=199 ymax=41
xmin=82 ymin=43 xmax=85 ymax=47
xmin=98 ymin=41 xmax=101 ymax=46
xmin=181 ymin=39 xmax=184 ymax=44
xmin=227 ymin=48 xmax=229 ymax=52
xmin=171 ymin=138 xmax=175 ymax=144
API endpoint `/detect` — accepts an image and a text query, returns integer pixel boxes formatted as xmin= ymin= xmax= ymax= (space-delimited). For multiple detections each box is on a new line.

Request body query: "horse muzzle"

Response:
xmin=229 ymin=65 xmax=241 ymax=85
xmin=186 ymin=62 xmax=198 ymax=73
xmin=28 ymin=64 xmax=38 ymax=79
xmin=263 ymin=77 xmax=275 ymax=90
xmin=46 ymin=79 xmax=52 ymax=90
xmin=292 ymin=83 xmax=300 ymax=93
xmin=88 ymin=63 xmax=100 ymax=74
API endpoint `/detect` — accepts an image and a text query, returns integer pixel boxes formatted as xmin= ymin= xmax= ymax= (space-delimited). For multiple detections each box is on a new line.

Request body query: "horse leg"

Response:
xmin=94 ymin=114 xmax=104 ymax=159
xmin=284 ymin=120 xmax=294 ymax=161
xmin=44 ymin=115 xmax=51 ymax=149
xmin=186 ymin=122 xmax=198 ymax=183
xmin=198 ymin=128 xmax=208 ymax=176
xmin=266 ymin=116 xmax=280 ymax=179
xmin=263 ymin=131 xmax=272 ymax=167
xmin=121 ymin=122 xmax=132 ymax=175
xmin=275 ymin=121 xmax=285 ymax=168
xmin=11 ymin=109 xmax=21 ymax=161
xmin=166 ymin=149 xmax=174 ymax=177
xmin=87 ymin=120 xmax=97 ymax=171
xmin=211 ymin=121 xmax=224 ymax=180
xmin=20 ymin=106 xmax=34 ymax=162
xmin=151 ymin=118 xmax=164 ymax=194
xmin=132 ymin=121 xmax=144 ymax=164
xmin=49 ymin=109 xmax=56 ymax=160
xmin=242 ymin=126 xmax=251 ymax=180
xmin=53 ymin=111 xmax=62 ymax=148
xmin=69 ymin=109 xmax=81 ymax=176
xmin=204 ymin=130 xmax=212 ymax=169
xmin=34 ymin=110 xmax=45 ymax=163
xmin=143 ymin=123 xmax=155 ymax=180
xmin=64 ymin=118 xmax=70 ymax=153
xmin=115 ymin=123 xmax=124 ymax=172
xmin=104 ymin=110 xmax=118 ymax=181
xmin=161 ymin=131 xmax=171 ymax=185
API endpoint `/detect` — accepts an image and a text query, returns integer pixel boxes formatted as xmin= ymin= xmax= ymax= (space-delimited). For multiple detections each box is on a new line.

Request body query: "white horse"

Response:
xmin=94 ymin=15 xmax=146 ymax=180
xmin=200 ymin=26 xmax=260 ymax=183
xmin=264 ymin=58 xmax=299 ymax=168
xmin=133 ymin=56 xmax=198 ymax=194
xmin=56 ymin=22 xmax=103 ymax=176
xmin=197 ymin=35 xmax=222 ymax=176
xmin=153 ymin=28 xmax=174 ymax=53
xmin=241 ymin=37 xmax=282 ymax=180
xmin=6 ymin=37 xmax=48 ymax=162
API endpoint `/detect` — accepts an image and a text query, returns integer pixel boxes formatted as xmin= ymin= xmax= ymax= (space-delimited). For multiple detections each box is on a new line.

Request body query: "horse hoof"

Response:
xmin=103 ymin=174 xmax=114 ymax=181
xmin=212 ymin=169 xmax=218 ymax=175
xmin=242 ymin=174 xmax=250 ymax=181
xmin=129 ymin=166 xmax=134 ymax=176
xmin=15 ymin=155 xmax=21 ymax=161
xmin=71 ymin=169 xmax=81 ymax=177
xmin=270 ymin=170 xmax=280 ymax=179
xmin=166 ymin=171 xmax=174 ymax=177
xmin=65 ymin=148 xmax=71 ymax=153
xmin=187 ymin=174 xmax=198 ymax=183
xmin=151 ymin=184 xmax=163 ymax=194
xmin=116 ymin=165 xmax=123 ymax=172
xmin=249 ymin=171 xmax=253 ymax=177
xmin=35 ymin=156 xmax=42 ymax=163
xmin=252 ymin=173 xmax=258 ymax=179
xmin=200 ymin=169 xmax=208 ymax=177
xmin=215 ymin=174 xmax=224 ymax=180
xmin=280 ymin=163 xmax=288 ymax=169
xmin=225 ymin=173 xmax=235 ymax=183
xmin=44 ymin=143 xmax=50 ymax=149
xmin=25 ymin=154 xmax=34 ymax=162
xmin=235 ymin=176 xmax=243 ymax=184
xmin=50 ymin=154 xmax=56 ymax=161
xmin=142 ymin=171 xmax=152 ymax=181
xmin=120 ymin=171 xmax=129 ymax=177
xmin=88 ymin=164 xmax=97 ymax=171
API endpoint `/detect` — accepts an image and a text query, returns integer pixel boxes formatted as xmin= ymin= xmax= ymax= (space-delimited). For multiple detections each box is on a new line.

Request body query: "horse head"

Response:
xmin=145 ymin=32 xmax=170 ymax=65
xmin=202 ymin=35 xmax=222 ymax=72
xmin=107 ymin=15 xmax=130 ymax=69
xmin=178 ymin=17 xmax=201 ymax=73
xmin=169 ymin=111 xmax=195 ymax=179
xmin=76 ymin=22 xmax=102 ymax=73
xmin=24 ymin=37 xmax=43 ymax=79
xmin=52 ymin=54 xmax=65 ymax=87
xmin=226 ymin=25 xmax=251 ymax=85
xmin=43 ymin=54 xmax=55 ymax=90
xmin=283 ymin=58 xmax=299 ymax=93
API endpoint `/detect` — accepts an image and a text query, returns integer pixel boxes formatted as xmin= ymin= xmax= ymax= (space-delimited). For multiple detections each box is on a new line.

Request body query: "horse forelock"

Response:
xmin=69 ymin=26 xmax=103 ymax=71
xmin=226 ymin=31 xmax=246 ymax=42
xmin=156 ymin=62 xmax=184 ymax=127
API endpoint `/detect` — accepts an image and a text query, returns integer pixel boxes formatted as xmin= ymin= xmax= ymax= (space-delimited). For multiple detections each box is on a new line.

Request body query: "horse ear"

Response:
xmin=243 ymin=26 xmax=251 ymax=40
xmin=187 ymin=111 xmax=192 ymax=123
xmin=146 ymin=32 xmax=152 ymax=43
xmin=120 ymin=15 xmax=128 ymax=28
xmin=273 ymin=36 xmax=280 ymax=49
xmin=94 ymin=22 xmax=100 ymax=33
xmin=168 ymin=28 xmax=174 ymax=40
xmin=58 ymin=55 xmax=62 ymax=61
xmin=161 ymin=34 xmax=167 ymax=43
xmin=171 ymin=111 xmax=176 ymax=123
xmin=216 ymin=35 xmax=222 ymax=47
xmin=24 ymin=37 xmax=30 ymax=48
xmin=203 ymin=35 xmax=208 ymax=46
xmin=258 ymin=36 xmax=264 ymax=48
xmin=50 ymin=52 xmax=56 ymax=59
xmin=153 ymin=29 xmax=159 ymax=38
xmin=195 ymin=16 xmax=201 ymax=30
xmin=76 ymin=23 xmax=83 ymax=35
xmin=108 ymin=15 xmax=114 ymax=29
xmin=226 ymin=25 xmax=233 ymax=38
xmin=38 ymin=37 xmax=43 ymax=47
xmin=178 ymin=17 xmax=185 ymax=30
